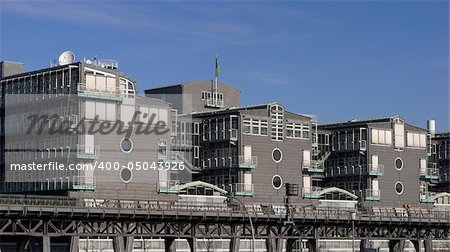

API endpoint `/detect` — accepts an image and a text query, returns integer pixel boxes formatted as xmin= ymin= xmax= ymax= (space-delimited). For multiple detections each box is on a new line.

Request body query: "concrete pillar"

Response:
xmin=187 ymin=237 xmax=197 ymax=252
xmin=307 ymin=239 xmax=319 ymax=252
xmin=360 ymin=238 xmax=367 ymax=251
xmin=42 ymin=236 xmax=51 ymax=252
xmin=229 ymin=237 xmax=240 ymax=252
xmin=69 ymin=236 xmax=79 ymax=252
xmin=411 ymin=240 xmax=420 ymax=252
xmin=113 ymin=237 xmax=134 ymax=252
xmin=165 ymin=237 xmax=176 ymax=252
xmin=389 ymin=240 xmax=405 ymax=252
xmin=424 ymin=239 xmax=433 ymax=252
xmin=113 ymin=237 xmax=124 ymax=252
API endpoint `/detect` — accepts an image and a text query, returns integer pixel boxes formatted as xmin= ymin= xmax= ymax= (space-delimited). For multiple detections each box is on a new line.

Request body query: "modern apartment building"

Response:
xmin=317 ymin=116 xmax=450 ymax=207
xmin=0 ymin=56 xmax=176 ymax=200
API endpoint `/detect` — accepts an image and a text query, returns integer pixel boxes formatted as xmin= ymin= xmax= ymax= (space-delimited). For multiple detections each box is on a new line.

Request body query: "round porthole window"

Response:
xmin=272 ymin=175 xmax=283 ymax=190
xmin=120 ymin=168 xmax=133 ymax=183
xmin=120 ymin=138 xmax=133 ymax=153
xmin=272 ymin=148 xmax=283 ymax=163
xmin=395 ymin=181 xmax=404 ymax=195
xmin=395 ymin=157 xmax=403 ymax=171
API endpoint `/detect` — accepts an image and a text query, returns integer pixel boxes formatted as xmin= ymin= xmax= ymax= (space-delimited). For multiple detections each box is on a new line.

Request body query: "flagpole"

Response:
xmin=214 ymin=54 xmax=218 ymax=104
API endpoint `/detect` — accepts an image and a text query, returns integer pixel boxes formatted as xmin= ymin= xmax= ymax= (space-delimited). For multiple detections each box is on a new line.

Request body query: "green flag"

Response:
xmin=215 ymin=56 xmax=220 ymax=78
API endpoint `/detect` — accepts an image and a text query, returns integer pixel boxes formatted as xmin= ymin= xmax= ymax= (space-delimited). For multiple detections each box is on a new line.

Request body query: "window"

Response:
xmin=201 ymin=91 xmax=211 ymax=100
xmin=395 ymin=157 xmax=403 ymax=171
xmin=395 ymin=181 xmax=403 ymax=195
xmin=272 ymin=175 xmax=283 ymax=190
xmin=270 ymin=104 xmax=284 ymax=141
xmin=120 ymin=168 xmax=133 ymax=183
xmin=243 ymin=118 xmax=268 ymax=136
xmin=286 ymin=123 xmax=310 ymax=139
xmin=371 ymin=129 xmax=392 ymax=145
xmin=193 ymin=123 xmax=199 ymax=135
xmin=272 ymin=148 xmax=283 ymax=163
xmin=194 ymin=146 xmax=199 ymax=159
xmin=120 ymin=138 xmax=133 ymax=153
xmin=406 ymin=132 xmax=426 ymax=149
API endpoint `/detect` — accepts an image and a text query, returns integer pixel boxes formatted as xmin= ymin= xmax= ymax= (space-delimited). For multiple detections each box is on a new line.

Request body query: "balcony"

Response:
xmin=157 ymin=180 xmax=180 ymax=194
xmin=364 ymin=189 xmax=381 ymax=201
xmin=302 ymin=160 xmax=324 ymax=173
xmin=327 ymin=164 xmax=384 ymax=177
xmin=363 ymin=164 xmax=384 ymax=176
xmin=302 ymin=187 xmax=322 ymax=199
xmin=70 ymin=176 xmax=96 ymax=191
xmin=420 ymin=191 xmax=436 ymax=203
xmin=420 ymin=167 xmax=439 ymax=181
xmin=74 ymin=145 xmax=99 ymax=159
xmin=231 ymin=156 xmax=257 ymax=169
xmin=77 ymin=83 xmax=122 ymax=101
xmin=232 ymin=183 xmax=254 ymax=196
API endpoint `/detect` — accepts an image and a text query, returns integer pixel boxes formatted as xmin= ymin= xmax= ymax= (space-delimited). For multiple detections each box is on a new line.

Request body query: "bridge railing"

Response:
xmin=0 ymin=194 xmax=449 ymax=222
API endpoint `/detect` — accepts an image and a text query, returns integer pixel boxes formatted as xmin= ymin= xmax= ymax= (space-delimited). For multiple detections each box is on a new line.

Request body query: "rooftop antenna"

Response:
xmin=58 ymin=51 xmax=75 ymax=65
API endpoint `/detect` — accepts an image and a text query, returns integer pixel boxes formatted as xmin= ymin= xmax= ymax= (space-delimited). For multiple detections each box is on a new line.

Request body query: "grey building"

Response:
xmin=0 ymin=57 xmax=176 ymax=201
xmin=429 ymin=131 xmax=450 ymax=197
xmin=318 ymin=116 xmax=433 ymax=207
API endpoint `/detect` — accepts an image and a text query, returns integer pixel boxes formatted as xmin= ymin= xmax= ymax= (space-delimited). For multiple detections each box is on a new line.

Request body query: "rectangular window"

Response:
xmin=406 ymin=132 xmax=426 ymax=149
xmin=243 ymin=118 xmax=268 ymax=136
xmin=286 ymin=123 xmax=309 ymax=139
xmin=371 ymin=129 xmax=392 ymax=146
xmin=194 ymin=146 xmax=199 ymax=159
xmin=193 ymin=123 xmax=199 ymax=135
xmin=243 ymin=119 xmax=251 ymax=134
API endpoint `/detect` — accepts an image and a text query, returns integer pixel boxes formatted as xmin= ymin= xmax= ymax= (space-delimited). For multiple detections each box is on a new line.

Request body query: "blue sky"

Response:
xmin=1 ymin=1 xmax=448 ymax=130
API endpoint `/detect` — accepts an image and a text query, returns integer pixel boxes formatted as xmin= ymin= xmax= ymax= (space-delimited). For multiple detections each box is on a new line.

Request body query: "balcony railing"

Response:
xmin=364 ymin=164 xmax=384 ymax=176
xmin=302 ymin=187 xmax=322 ymax=199
xmin=77 ymin=83 xmax=122 ymax=101
xmin=420 ymin=191 xmax=437 ymax=203
xmin=74 ymin=145 xmax=99 ymax=159
xmin=302 ymin=160 xmax=324 ymax=173
xmin=364 ymin=189 xmax=381 ymax=201
xmin=326 ymin=164 xmax=384 ymax=177
xmin=231 ymin=155 xmax=257 ymax=169
xmin=230 ymin=183 xmax=254 ymax=196
xmin=419 ymin=167 xmax=439 ymax=181
xmin=70 ymin=176 xmax=96 ymax=191
xmin=157 ymin=180 xmax=180 ymax=194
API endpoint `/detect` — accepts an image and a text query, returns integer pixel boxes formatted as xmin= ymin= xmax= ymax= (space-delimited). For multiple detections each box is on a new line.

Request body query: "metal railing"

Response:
xmin=74 ymin=144 xmax=99 ymax=159
xmin=302 ymin=186 xmax=322 ymax=198
xmin=302 ymin=160 xmax=324 ymax=173
xmin=77 ymin=83 xmax=121 ymax=100
xmin=420 ymin=167 xmax=439 ymax=180
xmin=364 ymin=189 xmax=381 ymax=201
xmin=0 ymin=194 xmax=449 ymax=223
xmin=232 ymin=155 xmax=257 ymax=168
xmin=157 ymin=180 xmax=180 ymax=194
xmin=232 ymin=183 xmax=254 ymax=196
xmin=327 ymin=164 xmax=384 ymax=177
xmin=420 ymin=191 xmax=437 ymax=203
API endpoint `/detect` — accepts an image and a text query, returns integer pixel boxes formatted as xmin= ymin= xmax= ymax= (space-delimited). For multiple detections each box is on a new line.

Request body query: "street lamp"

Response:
xmin=227 ymin=196 xmax=255 ymax=252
